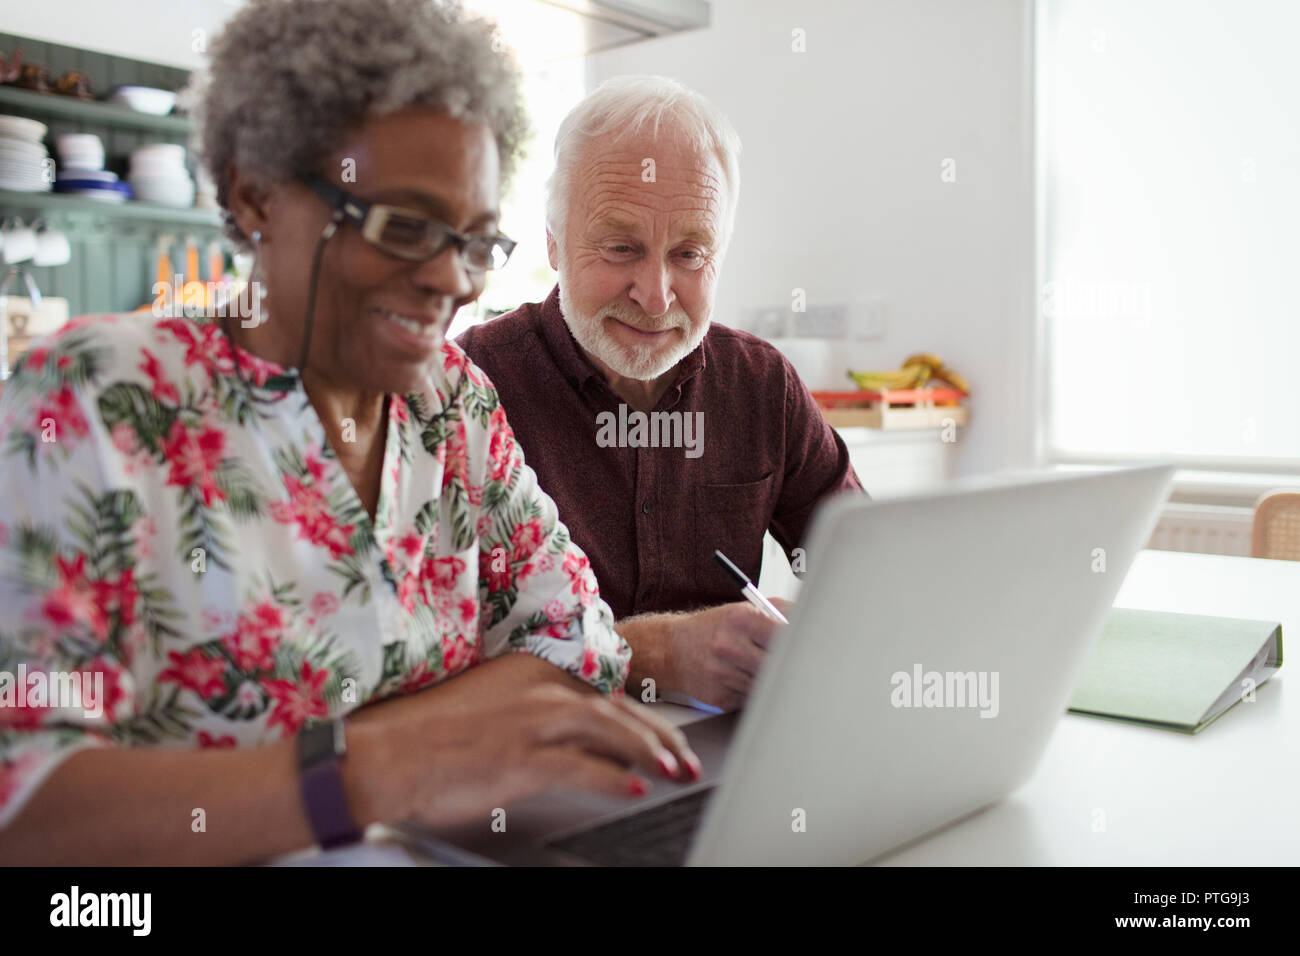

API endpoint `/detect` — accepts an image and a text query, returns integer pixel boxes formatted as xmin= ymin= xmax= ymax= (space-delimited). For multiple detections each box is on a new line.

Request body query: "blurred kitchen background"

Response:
xmin=2 ymin=0 xmax=1297 ymax=578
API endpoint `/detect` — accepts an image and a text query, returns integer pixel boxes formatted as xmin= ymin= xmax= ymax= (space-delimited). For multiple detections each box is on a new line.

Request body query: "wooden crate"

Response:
xmin=815 ymin=387 xmax=969 ymax=430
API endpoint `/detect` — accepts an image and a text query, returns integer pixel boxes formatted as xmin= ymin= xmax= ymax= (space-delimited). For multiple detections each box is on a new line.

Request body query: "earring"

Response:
xmin=249 ymin=230 xmax=269 ymax=312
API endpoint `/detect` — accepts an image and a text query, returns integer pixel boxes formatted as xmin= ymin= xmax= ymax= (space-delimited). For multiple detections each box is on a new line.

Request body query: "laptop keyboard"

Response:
xmin=547 ymin=787 xmax=715 ymax=867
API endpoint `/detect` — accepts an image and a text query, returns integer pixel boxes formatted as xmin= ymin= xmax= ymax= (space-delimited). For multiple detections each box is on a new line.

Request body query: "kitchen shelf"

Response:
xmin=0 ymin=85 xmax=191 ymax=134
xmin=0 ymin=32 xmax=207 ymax=318
xmin=0 ymin=188 xmax=221 ymax=228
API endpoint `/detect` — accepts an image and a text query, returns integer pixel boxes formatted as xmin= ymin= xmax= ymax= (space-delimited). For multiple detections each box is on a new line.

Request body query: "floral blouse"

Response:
xmin=0 ymin=312 xmax=630 ymax=828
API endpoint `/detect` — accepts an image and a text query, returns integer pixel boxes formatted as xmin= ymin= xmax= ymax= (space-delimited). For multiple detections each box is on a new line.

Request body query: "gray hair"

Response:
xmin=545 ymin=75 xmax=742 ymax=253
xmin=188 ymin=0 xmax=529 ymax=250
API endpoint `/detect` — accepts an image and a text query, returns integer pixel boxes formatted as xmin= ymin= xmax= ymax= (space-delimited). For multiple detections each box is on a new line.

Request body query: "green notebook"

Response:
xmin=1067 ymin=608 xmax=1283 ymax=734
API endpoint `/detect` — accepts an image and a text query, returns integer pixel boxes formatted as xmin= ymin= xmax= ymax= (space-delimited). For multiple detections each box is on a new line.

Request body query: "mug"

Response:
xmin=32 ymin=221 xmax=72 ymax=267
xmin=1 ymin=218 xmax=37 ymax=264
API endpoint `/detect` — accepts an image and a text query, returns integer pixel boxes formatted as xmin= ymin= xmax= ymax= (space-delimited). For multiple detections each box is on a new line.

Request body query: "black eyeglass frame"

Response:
xmin=303 ymin=175 xmax=516 ymax=272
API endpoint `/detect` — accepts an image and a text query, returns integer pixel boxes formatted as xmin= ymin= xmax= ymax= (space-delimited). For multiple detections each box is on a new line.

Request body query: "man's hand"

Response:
xmin=620 ymin=599 xmax=793 ymax=712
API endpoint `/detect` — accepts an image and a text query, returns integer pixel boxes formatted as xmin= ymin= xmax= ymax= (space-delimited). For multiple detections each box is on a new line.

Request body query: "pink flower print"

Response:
xmin=265 ymin=661 xmax=330 ymax=736
xmin=159 ymin=647 xmax=227 ymax=699
xmin=309 ymin=591 xmax=339 ymax=619
xmin=139 ymin=348 xmax=180 ymax=404
xmin=161 ymin=419 xmax=227 ymax=506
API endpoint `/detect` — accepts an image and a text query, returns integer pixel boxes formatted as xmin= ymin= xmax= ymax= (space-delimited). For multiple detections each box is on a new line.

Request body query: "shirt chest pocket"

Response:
xmin=691 ymin=473 xmax=775 ymax=586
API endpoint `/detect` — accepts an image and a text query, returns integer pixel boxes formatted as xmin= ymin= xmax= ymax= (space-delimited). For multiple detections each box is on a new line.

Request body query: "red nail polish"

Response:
xmin=658 ymin=753 xmax=680 ymax=778
xmin=687 ymin=755 xmax=703 ymax=780
xmin=627 ymin=776 xmax=649 ymax=796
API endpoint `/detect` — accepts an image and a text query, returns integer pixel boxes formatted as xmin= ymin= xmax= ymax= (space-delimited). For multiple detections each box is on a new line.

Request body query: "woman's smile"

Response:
xmin=370 ymin=305 xmax=446 ymax=355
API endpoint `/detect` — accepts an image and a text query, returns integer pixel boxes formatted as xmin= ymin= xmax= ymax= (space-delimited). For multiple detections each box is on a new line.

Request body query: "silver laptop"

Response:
xmin=402 ymin=464 xmax=1174 ymax=866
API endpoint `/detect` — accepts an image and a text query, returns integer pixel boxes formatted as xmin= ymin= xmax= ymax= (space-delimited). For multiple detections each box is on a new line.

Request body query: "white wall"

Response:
xmin=9 ymin=0 xmax=1036 ymax=475
xmin=3 ymin=0 xmax=237 ymax=70
xmin=585 ymin=0 xmax=1037 ymax=477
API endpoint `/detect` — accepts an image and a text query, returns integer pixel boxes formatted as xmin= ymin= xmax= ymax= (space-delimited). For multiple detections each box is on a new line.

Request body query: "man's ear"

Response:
xmin=226 ymin=163 xmax=273 ymax=243
xmin=545 ymin=229 xmax=559 ymax=271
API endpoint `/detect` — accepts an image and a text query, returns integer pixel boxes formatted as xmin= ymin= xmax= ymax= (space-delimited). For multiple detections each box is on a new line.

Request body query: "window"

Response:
xmin=1037 ymin=0 xmax=1300 ymax=471
xmin=449 ymin=1 xmax=588 ymax=338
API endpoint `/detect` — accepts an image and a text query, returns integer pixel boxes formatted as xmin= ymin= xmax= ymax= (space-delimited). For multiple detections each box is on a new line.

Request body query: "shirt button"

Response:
xmin=641 ymin=501 xmax=652 ymax=514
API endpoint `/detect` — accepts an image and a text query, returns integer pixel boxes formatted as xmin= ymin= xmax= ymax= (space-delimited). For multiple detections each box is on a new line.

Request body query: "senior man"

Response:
xmin=458 ymin=76 xmax=862 ymax=711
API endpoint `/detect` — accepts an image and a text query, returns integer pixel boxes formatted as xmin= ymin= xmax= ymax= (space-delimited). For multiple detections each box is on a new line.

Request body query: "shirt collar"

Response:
xmin=191 ymin=315 xmax=300 ymax=395
xmin=538 ymin=284 xmax=708 ymax=403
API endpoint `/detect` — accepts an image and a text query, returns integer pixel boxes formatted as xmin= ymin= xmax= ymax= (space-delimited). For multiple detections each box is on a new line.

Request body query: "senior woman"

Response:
xmin=0 ymin=0 xmax=697 ymax=865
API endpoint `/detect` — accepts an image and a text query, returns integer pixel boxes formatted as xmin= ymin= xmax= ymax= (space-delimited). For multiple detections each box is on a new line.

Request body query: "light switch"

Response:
xmin=849 ymin=297 xmax=887 ymax=340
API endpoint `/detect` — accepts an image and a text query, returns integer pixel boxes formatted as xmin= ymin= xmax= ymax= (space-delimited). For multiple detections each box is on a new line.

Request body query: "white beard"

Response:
xmin=558 ymin=279 xmax=709 ymax=381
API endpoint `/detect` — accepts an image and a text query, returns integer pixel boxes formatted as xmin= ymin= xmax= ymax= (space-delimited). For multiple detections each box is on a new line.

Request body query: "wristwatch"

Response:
xmin=297 ymin=718 xmax=362 ymax=849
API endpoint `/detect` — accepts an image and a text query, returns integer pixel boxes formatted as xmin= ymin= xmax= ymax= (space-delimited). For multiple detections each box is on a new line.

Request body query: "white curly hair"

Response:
xmin=187 ymin=0 xmax=530 ymax=250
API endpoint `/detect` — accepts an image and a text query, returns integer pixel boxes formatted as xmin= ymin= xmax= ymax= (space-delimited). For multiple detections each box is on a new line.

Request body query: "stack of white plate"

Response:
xmin=52 ymin=132 xmax=131 ymax=202
xmin=128 ymin=143 xmax=194 ymax=207
xmin=0 ymin=115 xmax=52 ymax=193
xmin=56 ymin=133 xmax=106 ymax=172
xmin=54 ymin=169 xmax=132 ymax=203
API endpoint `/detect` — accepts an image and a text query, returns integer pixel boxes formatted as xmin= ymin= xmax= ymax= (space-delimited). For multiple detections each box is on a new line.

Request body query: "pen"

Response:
xmin=712 ymin=549 xmax=790 ymax=624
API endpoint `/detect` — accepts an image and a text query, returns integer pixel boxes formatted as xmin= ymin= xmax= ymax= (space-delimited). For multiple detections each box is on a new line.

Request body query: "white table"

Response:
xmin=875 ymin=550 xmax=1298 ymax=865
xmin=297 ymin=549 xmax=1296 ymax=866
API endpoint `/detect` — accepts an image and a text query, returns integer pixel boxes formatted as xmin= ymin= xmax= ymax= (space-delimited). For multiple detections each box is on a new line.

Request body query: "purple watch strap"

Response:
xmin=298 ymin=721 xmax=362 ymax=849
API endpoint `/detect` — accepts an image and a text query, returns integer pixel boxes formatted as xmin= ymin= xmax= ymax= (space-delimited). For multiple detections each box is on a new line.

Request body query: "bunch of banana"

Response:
xmin=847 ymin=365 xmax=930 ymax=390
xmin=848 ymin=353 xmax=970 ymax=395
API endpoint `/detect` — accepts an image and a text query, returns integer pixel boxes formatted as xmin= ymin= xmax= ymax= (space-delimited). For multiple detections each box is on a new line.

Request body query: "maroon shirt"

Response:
xmin=457 ymin=286 xmax=863 ymax=619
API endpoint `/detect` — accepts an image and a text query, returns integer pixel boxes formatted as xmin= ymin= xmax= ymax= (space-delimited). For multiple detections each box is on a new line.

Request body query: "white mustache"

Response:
xmin=602 ymin=304 xmax=688 ymax=334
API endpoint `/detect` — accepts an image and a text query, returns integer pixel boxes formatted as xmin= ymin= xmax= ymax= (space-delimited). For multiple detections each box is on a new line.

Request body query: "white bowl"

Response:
xmin=129 ymin=181 xmax=194 ymax=196
xmin=130 ymin=178 xmax=195 ymax=203
xmin=72 ymin=189 xmax=127 ymax=204
xmin=128 ymin=169 xmax=192 ymax=181
xmin=0 ymin=138 xmax=48 ymax=159
xmin=129 ymin=164 xmax=188 ymax=180
xmin=60 ymin=160 xmax=106 ymax=173
xmin=132 ymin=142 xmax=185 ymax=161
xmin=132 ymin=181 xmax=194 ymax=194
xmin=134 ymin=193 xmax=194 ymax=205
xmin=59 ymin=151 xmax=105 ymax=167
xmin=0 ymin=115 xmax=48 ymax=143
xmin=56 ymin=133 xmax=103 ymax=153
xmin=57 ymin=169 xmax=118 ymax=183
xmin=130 ymin=175 xmax=192 ymax=186
xmin=107 ymin=86 xmax=178 ymax=116
xmin=0 ymin=167 xmax=47 ymax=184
xmin=0 ymin=178 xmax=50 ymax=194
xmin=130 ymin=147 xmax=187 ymax=177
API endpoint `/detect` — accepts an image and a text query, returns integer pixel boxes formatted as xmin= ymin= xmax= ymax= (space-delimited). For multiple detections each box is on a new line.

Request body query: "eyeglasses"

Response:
xmin=304 ymin=176 xmax=516 ymax=272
